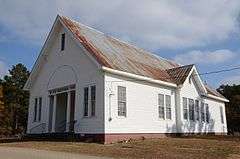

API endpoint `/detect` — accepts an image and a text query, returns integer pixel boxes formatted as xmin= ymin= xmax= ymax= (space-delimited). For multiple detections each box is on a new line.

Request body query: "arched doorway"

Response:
xmin=47 ymin=65 xmax=77 ymax=133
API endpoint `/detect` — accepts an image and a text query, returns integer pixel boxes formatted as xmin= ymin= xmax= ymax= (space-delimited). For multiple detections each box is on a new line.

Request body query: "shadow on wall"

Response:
xmin=165 ymin=116 xmax=216 ymax=135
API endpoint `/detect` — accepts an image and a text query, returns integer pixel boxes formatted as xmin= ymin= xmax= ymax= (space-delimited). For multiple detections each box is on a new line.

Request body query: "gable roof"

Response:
xmin=166 ymin=64 xmax=194 ymax=85
xmin=205 ymin=85 xmax=226 ymax=99
xmin=24 ymin=15 xmax=228 ymax=102
xmin=60 ymin=16 xmax=179 ymax=83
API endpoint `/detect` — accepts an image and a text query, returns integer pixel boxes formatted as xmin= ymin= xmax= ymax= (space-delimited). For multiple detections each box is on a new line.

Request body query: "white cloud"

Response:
xmin=0 ymin=60 xmax=8 ymax=79
xmin=0 ymin=0 xmax=239 ymax=49
xmin=221 ymin=74 xmax=240 ymax=85
xmin=174 ymin=49 xmax=236 ymax=65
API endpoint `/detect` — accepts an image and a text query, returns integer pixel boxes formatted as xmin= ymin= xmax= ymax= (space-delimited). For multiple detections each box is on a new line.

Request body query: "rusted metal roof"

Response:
xmin=166 ymin=64 xmax=194 ymax=85
xmin=205 ymin=85 xmax=227 ymax=99
xmin=59 ymin=16 xmax=227 ymax=100
xmin=60 ymin=16 xmax=179 ymax=83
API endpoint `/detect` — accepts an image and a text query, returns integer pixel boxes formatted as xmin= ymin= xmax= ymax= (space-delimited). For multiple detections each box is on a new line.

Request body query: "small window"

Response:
xmin=118 ymin=86 xmax=126 ymax=117
xmin=201 ymin=102 xmax=205 ymax=122
xmin=158 ymin=94 xmax=165 ymax=119
xmin=38 ymin=97 xmax=42 ymax=122
xmin=189 ymin=76 xmax=192 ymax=84
xmin=165 ymin=95 xmax=171 ymax=120
xmin=34 ymin=98 xmax=38 ymax=122
xmin=206 ymin=104 xmax=210 ymax=123
xmin=220 ymin=106 xmax=224 ymax=124
xmin=90 ymin=85 xmax=96 ymax=116
xmin=189 ymin=99 xmax=194 ymax=121
xmin=84 ymin=87 xmax=89 ymax=117
xmin=195 ymin=100 xmax=200 ymax=121
xmin=61 ymin=33 xmax=65 ymax=51
xmin=183 ymin=97 xmax=188 ymax=120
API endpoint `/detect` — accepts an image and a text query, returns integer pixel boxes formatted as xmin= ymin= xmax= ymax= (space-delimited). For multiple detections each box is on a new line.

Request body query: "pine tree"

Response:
xmin=1 ymin=63 xmax=30 ymax=135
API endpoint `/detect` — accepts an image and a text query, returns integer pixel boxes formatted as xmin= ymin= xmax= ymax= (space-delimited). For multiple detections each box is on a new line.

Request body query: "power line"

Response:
xmin=105 ymin=65 xmax=240 ymax=83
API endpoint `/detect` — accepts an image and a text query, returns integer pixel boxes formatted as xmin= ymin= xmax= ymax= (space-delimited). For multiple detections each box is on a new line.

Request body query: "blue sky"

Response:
xmin=0 ymin=0 xmax=240 ymax=88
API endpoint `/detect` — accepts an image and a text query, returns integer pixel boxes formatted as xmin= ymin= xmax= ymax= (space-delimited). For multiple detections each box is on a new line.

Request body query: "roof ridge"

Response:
xmin=61 ymin=15 xmax=179 ymax=67
xmin=60 ymin=15 xmax=105 ymax=35
xmin=167 ymin=64 xmax=194 ymax=70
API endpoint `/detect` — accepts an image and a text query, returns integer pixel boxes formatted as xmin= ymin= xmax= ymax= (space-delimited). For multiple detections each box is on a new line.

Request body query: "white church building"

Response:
xmin=24 ymin=15 xmax=228 ymax=143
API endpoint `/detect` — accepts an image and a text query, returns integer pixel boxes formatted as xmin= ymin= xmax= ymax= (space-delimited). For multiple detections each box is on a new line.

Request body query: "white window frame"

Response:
xmin=189 ymin=99 xmax=194 ymax=121
xmin=83 ymin=84 xmax=96 ymax=117
xmin=158 ymin=94 xmax=165 ymax=119
xmin=90 ymin=85 xmax=96 ymax=117
xmin=220 ymin=106 xmax=224 ymax=124
xmin=165 ymin=95 xmax=172 ymax=120
xmin=117 ymin=86 xmax=127 ymax=117
xmin=183 ymin=97 xmax=188 ymax=120
xmin=195 ymin=100 xmax=200 ymax=121
xmin=205 ymin=104 xmax=210 ymax=123
xmin=33 ymin=97 xmax=42 ymax=123
xmin=201 ymin=102 xmax=205 ymax=123
xmin=83 ymin=87 xmax=89 ymax=117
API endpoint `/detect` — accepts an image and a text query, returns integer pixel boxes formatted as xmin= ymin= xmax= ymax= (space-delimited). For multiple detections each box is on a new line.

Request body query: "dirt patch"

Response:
xmin=0 ymin=136 xmax=240 ymax=159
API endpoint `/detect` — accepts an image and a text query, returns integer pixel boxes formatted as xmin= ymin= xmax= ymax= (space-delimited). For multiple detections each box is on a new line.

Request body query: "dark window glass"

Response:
xmin=91 ymin=85 xmax=96 ymax=116
xmin=166 ymin=95 xmax=171 ymax=120
xmin=158 ymin=94 xmax=164 ymax=119
xmin=189 ymin=99 xmax=194 ymax=121
xmin=206 ymin=104 xmax=210 ymax=123
xmin=38 ymin=97 xmax=42 ymax=121
xmin=183 ymin=97 xmax=188 ymax=120
xmin=34 ymin=98 xmax=38 ymax=122
xmin=195 ymin=100 xmax=200 ymax=121
xmin=61 ymin=33 xmax=65 ymax=51
xmin=84 ymin=87 xmax=89 ymax=116
xmin=220 ymin=107 xmax=224 ymax=124
xmin=118 ymin=86 xmax=126 ymax=117
xmin=201 ymin=102 xmax=205 ymax=122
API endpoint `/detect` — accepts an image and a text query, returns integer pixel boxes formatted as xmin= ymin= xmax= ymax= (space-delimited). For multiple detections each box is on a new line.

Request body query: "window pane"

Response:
xmin=118 ymin=86 xmax=126 ymax=116
xmin=34 ymin=98 xmax=38 ymax=122
xmin=166 ymin=95 xmax=171 ymax=119
xmin=84 ymin=87 xmax=89 ymax=116
xmin=220 ymin=107 xmax=224 ymax=124
xmin=91 ymin=85 xmax=96 ymax=116
xmin=61 ymin=33 xmax=65 ymax=51
xmin=158 ymin=94 xmax=164 ymax=119
xmin=206 ymin=104 xmax=209 ymax=123
xmin=159 ymin=106 xmax=165 ymax=119
xmin=38 ymin=97 xmax=42 ymax=121
xmin=183 ymin=97 xmax=188 ymax=120
xmin=195 ymin=100 xmax=200 ymax=121
xmin=201 ymin=102 xmax=205 ymax=122
xmin=118 ymin=102 xmax=126 ymax=116
xmin=189 ymin=99 xmax=194 ymax=121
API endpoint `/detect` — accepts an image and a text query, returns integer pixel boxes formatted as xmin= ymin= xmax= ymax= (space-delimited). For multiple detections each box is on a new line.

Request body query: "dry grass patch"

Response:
xmin=0 ymin=136 xmax=240 ymax=159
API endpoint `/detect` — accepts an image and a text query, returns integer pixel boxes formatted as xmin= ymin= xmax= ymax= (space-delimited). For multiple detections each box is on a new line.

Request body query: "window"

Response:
xmin=189 ymin=99 xmax=194 ymax=121
xmin=90 ymin=85 xmax=96 ymax=116
xmin=189 ymin=76 xmax=192 ymax=84
xmin=33 ymin=97 xmax=42 ymax=122
xmin=183 ymin=97 xmax=188 ymax=120
xmin=61 ymin=33 xmax=65 ymax=51
xmin=165 ymin=95 xmax=171 ymax=119
xmin=34 ymin=98 xmax=38 ymax=122
xmin=195 ymin=100 xmax=200 ymax=121
xmin=220 ymin=106 xmax=224 ymax=124
xmin=84 ymin=87 xmax=89 ymax=117
xmin=38 ymin=97 xmax=42 ymax=121
xmin=158 ymin=94 xmax=165 ymax=119
xmin=118 ymin=86 xmax=126 ymax=117
xmin=206 ymin=104 xmax=210 ymax=123
xmin=201 ymin=102 xmax=205 ymax=122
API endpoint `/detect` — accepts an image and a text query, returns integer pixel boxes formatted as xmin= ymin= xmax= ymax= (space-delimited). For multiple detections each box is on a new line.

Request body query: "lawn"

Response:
xmin=0 ymin=136 xmax=240 ymax=159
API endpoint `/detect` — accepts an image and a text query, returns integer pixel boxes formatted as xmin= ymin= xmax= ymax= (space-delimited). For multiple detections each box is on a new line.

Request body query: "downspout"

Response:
xmin=108 ymin=81 xmax=114 ymax=122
